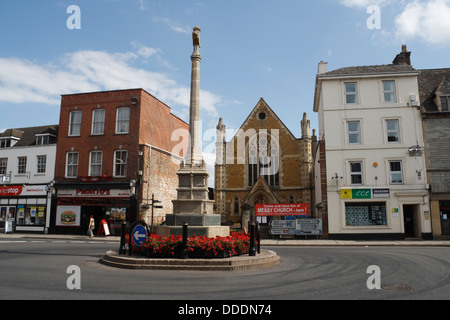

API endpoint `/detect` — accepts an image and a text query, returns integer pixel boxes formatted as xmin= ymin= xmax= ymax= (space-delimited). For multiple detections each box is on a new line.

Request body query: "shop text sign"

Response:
xmin=0 ymin=185 xmax=47 ymax=197
xmin=341 ymin=189 xmax=372 ymax=199
xmin=58 ymin=189 xmax=131 ymax=198
xmin=256 ymin=204 xmax=309 ymax=217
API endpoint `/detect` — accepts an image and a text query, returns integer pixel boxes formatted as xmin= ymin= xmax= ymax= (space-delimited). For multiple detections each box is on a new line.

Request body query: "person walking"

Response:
xmin=88 ymin=215 xmax=95 ymax=238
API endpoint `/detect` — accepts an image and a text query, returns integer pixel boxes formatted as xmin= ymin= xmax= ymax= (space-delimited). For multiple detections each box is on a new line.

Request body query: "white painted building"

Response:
xmin=0 ymin=125 xmax=58 ymax=233
xmin=313 ymin=46 xmax=431 ymax=240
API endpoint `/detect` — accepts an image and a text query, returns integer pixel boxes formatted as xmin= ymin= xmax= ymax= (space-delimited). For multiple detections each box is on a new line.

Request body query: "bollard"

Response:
xmin=119 ymin=221 xmax=127 ymax=255
xmin=256 ymin=221 xmax=261 ymax=254
xmin=181 ymin=222 xmax=188 ymax=259
xmin=249 ymin=221 xmax=256 ymax=256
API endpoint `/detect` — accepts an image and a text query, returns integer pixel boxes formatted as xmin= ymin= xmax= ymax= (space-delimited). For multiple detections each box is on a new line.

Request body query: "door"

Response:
xmin=403 ymin=205 xmax=417 ymax=238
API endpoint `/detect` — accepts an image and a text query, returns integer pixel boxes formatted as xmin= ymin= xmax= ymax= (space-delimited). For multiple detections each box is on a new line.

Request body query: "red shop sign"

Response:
xmin=0 ymin=186 xmax=23 ymax=197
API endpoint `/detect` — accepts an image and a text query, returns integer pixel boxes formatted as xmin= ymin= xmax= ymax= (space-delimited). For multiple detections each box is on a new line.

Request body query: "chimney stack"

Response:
xmin=393 ymin=45 xmax=411 ymax=66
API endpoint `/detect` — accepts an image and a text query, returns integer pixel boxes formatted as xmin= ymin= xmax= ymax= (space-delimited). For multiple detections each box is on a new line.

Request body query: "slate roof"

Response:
xmin=319 ymin=64 xmax=417 ymax=77
xmin=417 ymin=68 xmax=450 ymax=112
xmin=0 ymin=125 xmax=58 ymax=147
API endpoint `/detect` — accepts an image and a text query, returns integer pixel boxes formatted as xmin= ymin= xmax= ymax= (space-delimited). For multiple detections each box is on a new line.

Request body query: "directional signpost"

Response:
xmin=269 ymin=219 xmax=296 ymax=236
xmin=132 ymin=224 xmax=148 ymax=247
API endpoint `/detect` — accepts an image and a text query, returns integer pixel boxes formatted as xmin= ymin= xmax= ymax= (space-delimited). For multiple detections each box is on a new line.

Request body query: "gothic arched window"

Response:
xmin=247 ymin=130 xmax=280 ymax=187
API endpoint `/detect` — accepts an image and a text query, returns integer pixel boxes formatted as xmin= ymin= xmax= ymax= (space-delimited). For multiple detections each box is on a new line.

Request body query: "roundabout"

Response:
xmin=99 ymin=249 xmax=281 ymax=271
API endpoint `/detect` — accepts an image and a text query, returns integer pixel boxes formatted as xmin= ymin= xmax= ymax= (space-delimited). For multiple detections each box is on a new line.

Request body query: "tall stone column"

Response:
xmin=157 ymin=26 xmax=230 ymax=238
xmin=188 ymin=26 xmax=203 ymax=165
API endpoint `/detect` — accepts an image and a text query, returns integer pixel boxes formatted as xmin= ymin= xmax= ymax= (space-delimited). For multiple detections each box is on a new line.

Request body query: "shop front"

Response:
xmin=328 ymin=187 xmax=432 ymax=240
xmin=51 ymin=184 xmax=136 ymax=236
xmin=0 ymin=185 xmax=52 ymax=233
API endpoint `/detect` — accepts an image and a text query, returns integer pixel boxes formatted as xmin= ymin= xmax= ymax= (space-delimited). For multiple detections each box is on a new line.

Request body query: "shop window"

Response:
xmin=345 ymin=202 xmax=387 ymax=226
xmin=16 ymin=204 xmax=46 ymax=226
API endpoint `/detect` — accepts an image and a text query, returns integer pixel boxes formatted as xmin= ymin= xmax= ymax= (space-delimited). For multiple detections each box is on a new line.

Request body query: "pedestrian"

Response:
xmin=88 ymin=215 xmax=95 ymax=238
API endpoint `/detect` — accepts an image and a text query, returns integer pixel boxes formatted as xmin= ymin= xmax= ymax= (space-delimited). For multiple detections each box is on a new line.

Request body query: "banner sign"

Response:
xmin=0 ymin=185 xmax=48 ymax=197
xmin=58 ymin=188 xmax=131 ymax=198
xmin=256 ymin=204 xmax=309 ymax=217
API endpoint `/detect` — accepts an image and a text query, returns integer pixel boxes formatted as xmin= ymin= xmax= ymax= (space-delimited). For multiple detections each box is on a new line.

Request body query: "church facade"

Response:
xmin=214 ymin=98 xmax=316 ymax=235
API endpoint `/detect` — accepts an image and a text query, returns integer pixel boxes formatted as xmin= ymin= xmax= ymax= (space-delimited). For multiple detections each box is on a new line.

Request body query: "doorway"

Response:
xmin=403 ymin=205 xmax=419 ymax=238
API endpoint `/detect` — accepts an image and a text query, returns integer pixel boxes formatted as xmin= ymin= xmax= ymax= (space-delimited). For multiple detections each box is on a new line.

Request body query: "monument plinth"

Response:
xmin=157 ymin=26 xmax=230 ymax=238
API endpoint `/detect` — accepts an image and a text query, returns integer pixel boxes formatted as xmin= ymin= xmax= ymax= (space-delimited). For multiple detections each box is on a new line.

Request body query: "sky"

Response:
xmin=1 ymin=0 xmax=450 ymax=178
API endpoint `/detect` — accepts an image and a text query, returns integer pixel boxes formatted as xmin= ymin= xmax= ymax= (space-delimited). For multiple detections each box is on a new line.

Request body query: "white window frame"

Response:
xmin=383 ymin=80 xmax=397 ymax=103
xmin=114 ymin=150 xmax=128 ymax=177
xmin=349 ymin=161 xmax=363 ymax=185
xmin=345 ymin=82 xmax=358 ymax=104
xmin=89 ymin=151 xmax=103 ymax=177
xmin=116 ymin=107 xmax=130 ymax=134
xmin=0 ymin=158 xmax=7 ymax=175
xmin=386 ymin=119 xmax=400 ymax=143
xmin=389 ymin=160 xmax=404 ymax=185
xmin=17 ymin=157 xmax=27 ymax=174
xmin=69 ymin=111 xmax=82 ymax=136
xmin=36 ymin=155 xmax=47 ymax=174
xmin=347 ymin=121 xmax=361 ymax=145
xmin=91 ymin=109 xmax=105 ymax=135
xmin=66 ymin=152 xmax=79 ymax=178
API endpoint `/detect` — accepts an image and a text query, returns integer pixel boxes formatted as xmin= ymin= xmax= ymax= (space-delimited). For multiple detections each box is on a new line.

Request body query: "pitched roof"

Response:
xmin=319 ymin=64 xmax=416 ymax=78
xmin=417 ymin=68 xmax=450 ymax=112
xmin=0 ymin=125 xmax=58 ymax=147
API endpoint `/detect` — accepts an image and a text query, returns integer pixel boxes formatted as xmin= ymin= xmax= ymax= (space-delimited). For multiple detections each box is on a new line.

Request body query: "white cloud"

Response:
xmin=0 ymin=48 xmax=221 ymax=119
xmin=395 ymin=0 xmax=450 ymax=44
xmin=152 ymin=17 xmax=190 ymax=34
xmin=339 ymin=0 xmax=394 ymax=8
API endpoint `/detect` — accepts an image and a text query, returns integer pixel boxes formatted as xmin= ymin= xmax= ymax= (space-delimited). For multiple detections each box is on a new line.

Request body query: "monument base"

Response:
xmin=156 ymin=225 xmax=230 ymax=238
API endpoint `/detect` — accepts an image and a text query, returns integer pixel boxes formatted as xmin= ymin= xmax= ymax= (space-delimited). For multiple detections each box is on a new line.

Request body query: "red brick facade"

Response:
xmin=51 ymin=89 xmax=188 ymax=234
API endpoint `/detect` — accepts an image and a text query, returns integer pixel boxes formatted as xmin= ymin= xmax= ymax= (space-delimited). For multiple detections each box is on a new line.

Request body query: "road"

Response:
xmin=1 ymin=238 xmax=449 ymax=301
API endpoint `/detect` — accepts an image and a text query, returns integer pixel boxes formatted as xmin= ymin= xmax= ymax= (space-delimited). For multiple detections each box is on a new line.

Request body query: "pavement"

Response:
xmin=1 ymin=232 xmax=450 ymax=246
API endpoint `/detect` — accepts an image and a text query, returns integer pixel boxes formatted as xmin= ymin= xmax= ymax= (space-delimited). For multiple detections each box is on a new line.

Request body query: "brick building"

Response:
xmin=214 ymin=98 xmax=316 ymax=237
xmin=50 ymin=89 xmax=188 ymax=235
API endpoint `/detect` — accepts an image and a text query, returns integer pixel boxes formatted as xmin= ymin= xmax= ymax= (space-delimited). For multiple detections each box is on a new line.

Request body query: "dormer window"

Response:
xmin=36 ymin=134 xmax=56 ymax=145
xmin=0 ymin=139 xmax=11 ymax=148
xmin=440 ymin=96 xmax=449 ymax=111
xmin=0 ymin=137 xmax=19 ymax=148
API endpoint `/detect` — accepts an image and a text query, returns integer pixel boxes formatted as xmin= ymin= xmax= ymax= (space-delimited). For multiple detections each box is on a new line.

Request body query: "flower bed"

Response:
xmin=129 ymin=231 xmax=253 ymax=259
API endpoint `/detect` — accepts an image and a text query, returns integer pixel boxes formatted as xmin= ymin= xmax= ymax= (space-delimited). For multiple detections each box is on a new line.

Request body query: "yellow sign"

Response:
xmin=341 ymin=189 xmax=353 ymax=199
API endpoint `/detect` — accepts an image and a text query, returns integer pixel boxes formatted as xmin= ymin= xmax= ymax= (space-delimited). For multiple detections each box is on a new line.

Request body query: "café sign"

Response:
xmin=58 ymin=188 xmax=131 ymax=198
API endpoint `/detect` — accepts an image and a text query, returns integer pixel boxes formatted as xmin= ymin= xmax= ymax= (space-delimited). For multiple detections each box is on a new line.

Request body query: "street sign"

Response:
xmin=296 ymin=219 xmax=322 ymax=236
xmin=269 ymin=220 xmax=296 ymax=229
xmin=132 ymin=225 xmax=148 ymax=247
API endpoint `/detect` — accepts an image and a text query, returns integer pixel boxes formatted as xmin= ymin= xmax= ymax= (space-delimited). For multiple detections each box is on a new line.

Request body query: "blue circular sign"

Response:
xmin=132 ymin=225 xmax=148 ymax=247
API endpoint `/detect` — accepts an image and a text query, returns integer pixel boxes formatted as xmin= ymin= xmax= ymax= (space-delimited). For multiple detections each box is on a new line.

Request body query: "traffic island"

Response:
xmin=99 ymin=249 xmax=281 ymax=271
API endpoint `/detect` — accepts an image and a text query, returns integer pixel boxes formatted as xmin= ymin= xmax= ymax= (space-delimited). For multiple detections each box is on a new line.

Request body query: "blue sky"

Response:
xmin=1 ymin=0 xmax=450 ymax=156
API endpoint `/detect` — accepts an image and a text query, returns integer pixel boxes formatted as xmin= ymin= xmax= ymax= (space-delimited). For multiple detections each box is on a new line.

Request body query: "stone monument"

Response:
xmin=157 ymin=26 xmax=230 ymax=238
